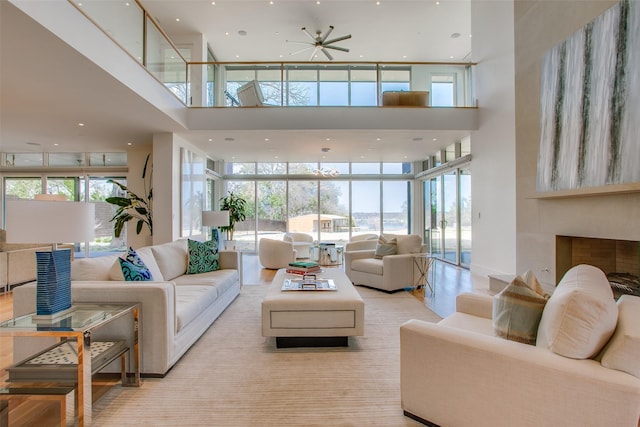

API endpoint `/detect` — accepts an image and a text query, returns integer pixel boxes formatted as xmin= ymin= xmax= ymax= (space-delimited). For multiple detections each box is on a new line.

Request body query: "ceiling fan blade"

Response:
xmin=290 ymin=46 xmax=314 ymax=56
xmin=286 ymin=40 xmax=313 ymax=46
xmin=320 ymin=25 xmax=334 ymax=43
xmin=321 ymin=48 xmax=334 ymax=61
xmin=323 ymin=45 xmax=349 ymax=53
xmin=309 ymin=46 xmax=320 ymax=61
xmin=301 ymin=27 xmax=317 ymax=42
xmin=324 ymin=34 xmax=352 ymax=45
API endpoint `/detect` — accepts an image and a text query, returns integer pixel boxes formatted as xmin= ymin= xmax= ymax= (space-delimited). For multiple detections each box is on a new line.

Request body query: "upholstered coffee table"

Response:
xmin=262 ymin=268 xmax=364 ymax=348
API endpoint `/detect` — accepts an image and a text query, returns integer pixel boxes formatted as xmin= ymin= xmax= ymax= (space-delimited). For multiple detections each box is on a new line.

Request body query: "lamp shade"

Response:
xmin=202 ymin=210 xmax=230 ymax=228
xmin=5 ymin=200 xmax=95 ymax=244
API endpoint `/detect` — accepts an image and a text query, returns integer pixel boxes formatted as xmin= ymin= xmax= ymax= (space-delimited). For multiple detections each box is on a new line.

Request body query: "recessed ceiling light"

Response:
xmin=432 ymin=138 xmax=437 ymax=141
xmin=124 ymin=2 xmax=130 ymax=6
xmin=403 ymin=55 xmax=407 ymax=59
xmin=264 ymin=138 xmax=270 ymax=141
xmin=238 ymin=30 xmax=247 ymax=36
xmin=469 ymin=34 xmax=473 ymax=38
xmin=127 ymin=142 xmax=133 ymax=146
xmin=376 ymin=1 xmax=381 ymax=5
xmin=208 ymin=138 xmax=213 ymax=142
xmin=211 ymin=1 xmax=215 ymax=4
xmin=54 ymin=143 xmax=59 ymax=146
xmin=325 ymin=138 xmax=331 ymax=141
xmin=274 ymin=155 xmax=279 ymax=159
xmin=376 ymin=138 xmax=381 ymax=141
xmin=235 ymin=54 xmax=240 ymax=58
xmin=175 ymin=18 xmax=180 ymax=22
xmin=451 ymin=32 xmax=461 ymax=39
xmin=78 ymin=123 xmax=85 ymax=127
xmin=224 ymin=137 xmax=235 ymax=141
xmin=435 ymin=1 xmax=440 ymax=5
xmin=26 ymin=142 xmax=40 ymax=146
xmin=279 ymin=54 xmax=284 ymax=58
xmin=321 ymin=147 xmax=331 ymax=153
xmin=450 ymin=55 xmax=454 ymax=59
xmin=225 ymin=32 xmax=230 ymax=36
xmin=269 ymin=0 xmax=274 ymax=4
xmin=412 ymin=137 xmax=423 ymax=141
xmin=316 ymin=1 xmax=320 ymax=4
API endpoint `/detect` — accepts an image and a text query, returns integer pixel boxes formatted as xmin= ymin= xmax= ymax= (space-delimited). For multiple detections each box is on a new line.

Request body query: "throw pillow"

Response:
xmin=493 ymin=271 xmax=550 ymax=345
xmin=536 ymin=264 xmax=618 ymax=359
xmin=600 ymin=295 xmax=640 ymax=378
xmin=396 ymin=234 xmax=423 ymax=254
xmin=124 ymin=246 xmax=146 ymax=268
xmin=374 ymin=235 xmax=397 ymax=259
xmin=187 ymin=238 xmax=220 ymax=274
xmin=118 ymin=257 xmax=153 ymax=281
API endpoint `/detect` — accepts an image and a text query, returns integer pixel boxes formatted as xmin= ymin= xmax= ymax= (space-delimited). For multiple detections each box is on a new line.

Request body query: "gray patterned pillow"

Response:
xmin=187 ymin=237 xmax=220 ymax=274
xmin=374 ymin=235 xmax=397 ymax=259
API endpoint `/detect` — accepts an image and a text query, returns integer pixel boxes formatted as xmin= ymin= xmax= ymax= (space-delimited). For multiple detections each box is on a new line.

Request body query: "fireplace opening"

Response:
xmin=556 ymin=236 xmax=640 ymax=298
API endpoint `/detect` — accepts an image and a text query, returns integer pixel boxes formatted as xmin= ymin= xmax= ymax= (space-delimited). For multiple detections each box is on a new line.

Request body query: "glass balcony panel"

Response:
xmin=71 ymin=0 xmax=144 ymax=63
xmin=145 ymin=16 xmax=187 ymax=103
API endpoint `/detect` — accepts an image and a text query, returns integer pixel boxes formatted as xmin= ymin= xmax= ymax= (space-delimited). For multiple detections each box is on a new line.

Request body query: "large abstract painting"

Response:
xmin=537 ymin=0 xmax=640 ymax=192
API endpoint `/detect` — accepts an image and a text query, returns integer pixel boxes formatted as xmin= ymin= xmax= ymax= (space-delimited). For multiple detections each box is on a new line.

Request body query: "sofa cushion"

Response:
xmin=187 ymin=239 xmax=220 ymax=274
xmin=108 ymin=247 xmax=164 ymax=281
xmin=493 ymin=271 xmax=549 ymax=345
xmin=175 ymin=285 xmax=219 ymax=332
xmin=151 ymin=240 xmax=188 ymax=281
xmin=351 ymin=258 xmax=383 ymax=275
xmin=396 ymin=234 xmax=423 ymax=254
xmin=536 ymin=264 xmax=618 ymax=359
xmin=71 ymin=255 xmax=119 ymax=281
xmin=174 ymin=269 xmax=239 ymax=295
xmin=600 ymin=295 xmax=640 ymax=378
xmin=374 ymin=235 xmax=397 ymax=259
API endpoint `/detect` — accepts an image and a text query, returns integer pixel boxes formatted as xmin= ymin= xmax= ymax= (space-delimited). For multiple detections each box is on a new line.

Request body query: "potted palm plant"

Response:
xmin=106 ymin=154 xmax=153 ymax=238
xmin=219 ymin=191 xmax=247 ymax=249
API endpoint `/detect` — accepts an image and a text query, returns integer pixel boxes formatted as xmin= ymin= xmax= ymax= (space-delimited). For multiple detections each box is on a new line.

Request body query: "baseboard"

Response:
xmin=403 ymin=410 xmax=440 ymax=427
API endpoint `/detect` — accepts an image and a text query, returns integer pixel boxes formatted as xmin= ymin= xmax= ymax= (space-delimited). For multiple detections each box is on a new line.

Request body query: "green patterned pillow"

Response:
xmin=493 ymin=271 xmax=550 ymax=345
xmin=187 ymin=238 xmax=220 ymax=274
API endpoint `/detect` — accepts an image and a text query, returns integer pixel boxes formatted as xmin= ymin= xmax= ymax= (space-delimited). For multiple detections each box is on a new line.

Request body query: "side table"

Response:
xmin=0 ymin=303 xmax=141 ymax=426
xmin=412 ymin=254 xmax=436 ymax=295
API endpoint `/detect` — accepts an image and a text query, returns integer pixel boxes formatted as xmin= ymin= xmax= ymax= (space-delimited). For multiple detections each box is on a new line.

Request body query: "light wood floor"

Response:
xmin=0 ymin=254 xmax=488 ymax=426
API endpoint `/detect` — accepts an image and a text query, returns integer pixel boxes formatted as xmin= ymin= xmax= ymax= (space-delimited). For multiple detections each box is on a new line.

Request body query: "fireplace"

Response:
xmin=556 ymin=236 xmax=640 ymax=296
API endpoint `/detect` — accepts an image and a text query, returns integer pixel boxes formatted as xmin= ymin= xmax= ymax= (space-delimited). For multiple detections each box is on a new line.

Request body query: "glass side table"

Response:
xmin=412 ymin=254 xmax=436 ymax=295
xmin=0 ymin=303 xmax=141 ymax=426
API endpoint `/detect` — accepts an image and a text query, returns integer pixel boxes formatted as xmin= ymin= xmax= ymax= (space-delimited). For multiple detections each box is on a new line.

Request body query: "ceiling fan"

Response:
xmin=287 ymin=26 xmax=351 ymax=61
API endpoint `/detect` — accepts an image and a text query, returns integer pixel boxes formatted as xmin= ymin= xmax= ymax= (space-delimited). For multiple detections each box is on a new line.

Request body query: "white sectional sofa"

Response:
xmin=400 ymin=265 xmax=640 ymax=426
xmin=12 ymin=239 xmax=241 ymax=376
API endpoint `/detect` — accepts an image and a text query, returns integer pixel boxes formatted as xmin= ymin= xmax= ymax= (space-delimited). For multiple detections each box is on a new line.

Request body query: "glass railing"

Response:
xmin=69 ymin=0 xmax=475 ymax=108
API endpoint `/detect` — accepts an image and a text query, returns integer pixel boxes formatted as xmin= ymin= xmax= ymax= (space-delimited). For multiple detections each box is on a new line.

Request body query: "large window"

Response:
xmin=223 ymin=162 xmax=413 ymax=252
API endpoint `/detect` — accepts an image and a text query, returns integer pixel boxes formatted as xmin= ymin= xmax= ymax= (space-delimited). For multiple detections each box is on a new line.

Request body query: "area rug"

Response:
xmin=90 ymin=285 xmax=441 ymax=426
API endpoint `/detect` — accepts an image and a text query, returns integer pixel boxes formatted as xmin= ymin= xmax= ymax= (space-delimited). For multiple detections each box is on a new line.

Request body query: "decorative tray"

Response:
xmin=282 ymin=277 xmax=337 ymax=291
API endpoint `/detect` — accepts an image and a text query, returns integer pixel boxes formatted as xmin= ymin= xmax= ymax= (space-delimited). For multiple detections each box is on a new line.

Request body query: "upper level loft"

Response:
xmin=3 ymin=0 xmax=478 ymax=152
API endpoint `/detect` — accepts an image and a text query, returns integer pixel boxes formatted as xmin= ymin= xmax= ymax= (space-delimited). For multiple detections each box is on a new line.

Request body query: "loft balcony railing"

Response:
xmin=68 ymin=0 xmax=476 ymax=109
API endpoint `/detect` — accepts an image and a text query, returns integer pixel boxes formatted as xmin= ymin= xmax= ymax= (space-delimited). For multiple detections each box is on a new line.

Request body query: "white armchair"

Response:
xmin=344 ymin=234 xmax=426 ymax=292
xmin=283 ymin=232 xmax=314 ymax=259
xmin=258 ymin=238 xmax=296 ymax=269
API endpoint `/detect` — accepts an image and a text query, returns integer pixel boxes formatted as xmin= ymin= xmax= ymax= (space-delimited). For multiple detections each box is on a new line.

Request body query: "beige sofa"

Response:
xmin=400 ymin=265 xmax=640 ymax=426
xmin=12 ymin=239 xmax=241 ymax=376
xmin=344 ymin=234 xmax=426 ymax=292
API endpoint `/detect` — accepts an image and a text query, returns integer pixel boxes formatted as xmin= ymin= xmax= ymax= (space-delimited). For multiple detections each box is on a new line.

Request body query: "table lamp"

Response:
xmin=202 ymin=210 xmax=229 ymax=243
xmin=5 ymin=199 xmax=95 ymax=319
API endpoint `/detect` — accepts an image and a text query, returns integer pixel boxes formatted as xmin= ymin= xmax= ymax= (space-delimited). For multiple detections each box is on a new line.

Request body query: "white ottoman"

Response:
xmin=262 ymin=268 xmax=365 ymax=348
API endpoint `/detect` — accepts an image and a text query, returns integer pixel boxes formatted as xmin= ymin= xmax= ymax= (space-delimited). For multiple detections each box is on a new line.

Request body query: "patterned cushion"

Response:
xmin=374 ymin=235 xmax=397 ymax=259
xmin=493 ymin=271 xmax=550 ymax=345
xmin=187 ymin=237 xmax=220 ymax=274
xmin=118 ymin=257 xmax=153 ymax=281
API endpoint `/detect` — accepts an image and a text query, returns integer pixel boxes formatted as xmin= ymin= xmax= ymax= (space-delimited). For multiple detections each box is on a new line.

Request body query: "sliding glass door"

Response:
xmin=424 ymin=167 xmax=471 ymax=267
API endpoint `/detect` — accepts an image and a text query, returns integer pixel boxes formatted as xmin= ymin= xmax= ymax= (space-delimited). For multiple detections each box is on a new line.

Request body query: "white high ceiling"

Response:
xmin=0 ymin=0 xmax=472 ymax=163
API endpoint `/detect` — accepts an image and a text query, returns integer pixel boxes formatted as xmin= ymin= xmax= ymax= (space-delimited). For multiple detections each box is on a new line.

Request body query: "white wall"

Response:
xmin=513 ymin=0 xmax=639 ymax=287
xmin=469 ymin=0 xmax=517 ymax=277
